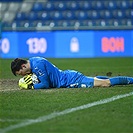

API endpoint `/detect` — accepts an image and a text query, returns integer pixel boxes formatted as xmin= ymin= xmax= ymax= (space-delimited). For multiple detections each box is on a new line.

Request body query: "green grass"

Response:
xmin=0 ymin=57 xmax=133 ymax=133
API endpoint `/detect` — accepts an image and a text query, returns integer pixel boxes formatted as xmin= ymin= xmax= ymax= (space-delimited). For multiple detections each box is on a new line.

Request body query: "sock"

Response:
xmin=109 ymin=76 xmax=133 ymax=86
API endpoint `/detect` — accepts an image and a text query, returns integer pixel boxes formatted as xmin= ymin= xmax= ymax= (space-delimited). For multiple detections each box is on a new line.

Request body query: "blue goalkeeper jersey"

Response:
xmin=29 ymin=57 xmax=94 ymax=89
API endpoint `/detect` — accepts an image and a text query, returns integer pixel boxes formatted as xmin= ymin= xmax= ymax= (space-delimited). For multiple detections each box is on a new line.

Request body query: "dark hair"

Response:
xmin=11 ymin=58 xmax=27 ymax=76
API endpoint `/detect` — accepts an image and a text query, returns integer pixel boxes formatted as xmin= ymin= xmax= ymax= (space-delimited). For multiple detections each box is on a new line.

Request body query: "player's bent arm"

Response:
xmin=34 ymin=81 xmax=50 ymax=89
xmin=33 ymin=72 xmax=50 ymax=89
xmin=18 ymin=74 xmax=50 ymax=90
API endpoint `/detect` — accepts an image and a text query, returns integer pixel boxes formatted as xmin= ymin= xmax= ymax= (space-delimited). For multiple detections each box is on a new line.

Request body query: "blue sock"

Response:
xmin=109 ymin=76 xmax=133 ymax=86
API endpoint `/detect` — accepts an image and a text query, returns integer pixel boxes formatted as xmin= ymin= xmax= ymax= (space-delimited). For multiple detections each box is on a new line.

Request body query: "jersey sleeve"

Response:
xmin=33 ymin=81 xmax=49 ymax=89
xmin=30 ymin=57 xmax=61 ymax=89
xmin=32 ymin=61 xmax=50 ymax=89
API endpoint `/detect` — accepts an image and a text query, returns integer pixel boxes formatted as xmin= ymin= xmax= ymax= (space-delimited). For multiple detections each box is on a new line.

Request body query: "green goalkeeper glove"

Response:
xmin=18 ymin=76 xmax=34 ymax=90
xmin=19 ymin=82 xmax=34 ymax=90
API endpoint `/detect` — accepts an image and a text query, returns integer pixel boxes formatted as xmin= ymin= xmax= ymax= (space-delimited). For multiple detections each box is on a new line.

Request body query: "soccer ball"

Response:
xmin=31 ymin=73 xmax=39 ymax=84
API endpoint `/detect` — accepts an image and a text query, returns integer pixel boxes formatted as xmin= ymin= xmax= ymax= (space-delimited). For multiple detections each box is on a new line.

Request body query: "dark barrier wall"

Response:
xmin=0 ymin=30 xmax=133 ymax=58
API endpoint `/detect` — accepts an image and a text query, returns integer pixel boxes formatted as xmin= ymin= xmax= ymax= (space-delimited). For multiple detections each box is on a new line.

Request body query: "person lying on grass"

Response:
xmin=11 ymin=57 xmax=133 ymax=90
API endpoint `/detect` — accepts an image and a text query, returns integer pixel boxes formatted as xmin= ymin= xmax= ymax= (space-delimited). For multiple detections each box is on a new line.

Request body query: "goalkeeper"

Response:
xmin=11 ymin=57 xmax=133 ymax=90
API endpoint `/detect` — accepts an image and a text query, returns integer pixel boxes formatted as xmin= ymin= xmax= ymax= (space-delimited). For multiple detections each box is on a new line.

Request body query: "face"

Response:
xmin=16 ymin=64 xmax=31 ymax=76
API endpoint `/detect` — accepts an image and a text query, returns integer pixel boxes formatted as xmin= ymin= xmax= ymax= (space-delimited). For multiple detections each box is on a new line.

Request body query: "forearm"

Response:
xmin=33 ymin=82 xmax=49 ymax=89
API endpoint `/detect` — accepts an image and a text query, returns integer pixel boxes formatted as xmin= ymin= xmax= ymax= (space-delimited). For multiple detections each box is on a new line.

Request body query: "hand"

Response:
xmin=23 ymin=74 xmax=33 ymax=85
xmin=18 ymin=77 xmax=34 ymax=90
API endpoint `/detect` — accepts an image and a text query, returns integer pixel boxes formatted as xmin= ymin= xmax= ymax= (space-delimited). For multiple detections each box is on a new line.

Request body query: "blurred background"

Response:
xmin=0 ymin=0 xmax=133 ymax=58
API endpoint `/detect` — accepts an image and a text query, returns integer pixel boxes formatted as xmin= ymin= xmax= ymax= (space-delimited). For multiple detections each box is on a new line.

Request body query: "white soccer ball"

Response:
xmin=31 ymin=73 xmax=39 ymax=84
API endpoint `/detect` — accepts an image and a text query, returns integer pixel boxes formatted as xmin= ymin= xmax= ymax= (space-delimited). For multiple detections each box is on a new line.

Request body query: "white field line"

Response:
xmin=0 ymin=92 xmax=133 ymax=133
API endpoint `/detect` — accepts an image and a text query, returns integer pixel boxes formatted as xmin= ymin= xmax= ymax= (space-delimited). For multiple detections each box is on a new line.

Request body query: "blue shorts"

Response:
xmin=67 ymin=76 xmax=94 ymax=88
xmin=60 ymin=70 xmax=94 ymax=88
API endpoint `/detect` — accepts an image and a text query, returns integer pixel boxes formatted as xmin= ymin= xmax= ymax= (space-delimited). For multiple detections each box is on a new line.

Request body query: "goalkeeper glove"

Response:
xmin=18 ymin=77 xmax=34 ymax=90
xmin=23 ymin=74 xmax=33 ymax=85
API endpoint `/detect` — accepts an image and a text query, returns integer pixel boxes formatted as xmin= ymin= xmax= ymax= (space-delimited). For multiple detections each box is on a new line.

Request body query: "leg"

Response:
xmin=94 ymin=76 xmax=133 ymax=87
xmin=109 ymin=76 xmax=133 ymax=86
xmin=94 ymin=77 xmax=111 ymax=87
